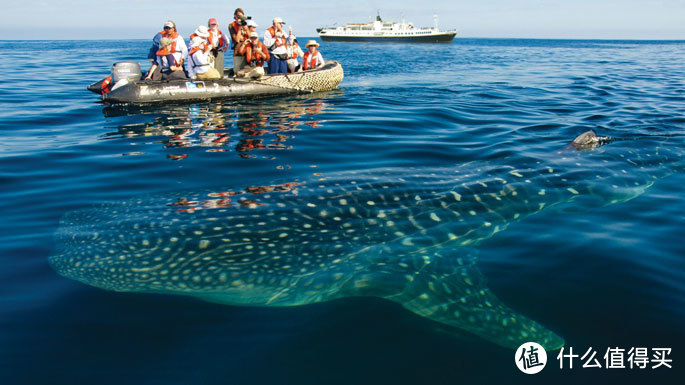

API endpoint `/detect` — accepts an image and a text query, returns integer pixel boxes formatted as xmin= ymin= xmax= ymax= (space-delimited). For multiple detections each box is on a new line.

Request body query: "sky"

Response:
xmin=1 ymin=0 xmax=684 ymax=40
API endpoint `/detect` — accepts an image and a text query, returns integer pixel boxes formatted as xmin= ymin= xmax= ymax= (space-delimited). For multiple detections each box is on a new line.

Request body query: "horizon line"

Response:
xmin=1 ymin=36 xmax=684 ymax=42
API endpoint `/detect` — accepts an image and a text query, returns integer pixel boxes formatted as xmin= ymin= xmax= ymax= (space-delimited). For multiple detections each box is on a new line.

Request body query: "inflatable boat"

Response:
xmin=88 ymin=61 xmax=344 ymax=104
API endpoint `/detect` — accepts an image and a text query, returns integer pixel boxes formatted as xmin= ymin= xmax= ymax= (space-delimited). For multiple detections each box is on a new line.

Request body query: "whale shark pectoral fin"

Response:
xmin=378 ymin=251 xmax=565 ymax=351
xmin=399 ymin=283 xmax=565 ymax=351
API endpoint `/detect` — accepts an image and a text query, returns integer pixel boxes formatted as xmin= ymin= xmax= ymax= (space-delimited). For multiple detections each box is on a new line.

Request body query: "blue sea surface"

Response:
xmin=0 ymin=38 xmax=683 ymax=384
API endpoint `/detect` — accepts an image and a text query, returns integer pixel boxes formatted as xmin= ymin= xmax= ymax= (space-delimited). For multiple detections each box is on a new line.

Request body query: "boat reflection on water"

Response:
xmin=166 ymin=181 xmax=303 ymax=213
xmin=102 ymin=92 xmax=340 ymax=160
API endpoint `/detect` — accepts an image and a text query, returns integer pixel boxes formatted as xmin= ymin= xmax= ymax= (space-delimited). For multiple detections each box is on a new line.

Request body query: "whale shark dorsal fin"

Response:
xmin=351 ymin=248 xmax=565 ymax=351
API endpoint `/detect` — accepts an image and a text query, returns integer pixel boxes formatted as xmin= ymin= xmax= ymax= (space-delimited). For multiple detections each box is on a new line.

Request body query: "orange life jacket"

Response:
xmin=168 ymin=31 xmax=181 ymax=62
xmin=266 ymin=26 xmax=287 ymax=49
xmin=245 ymin=41 xmax=268 ymax=67
xmin=189 ymin=35 xmax=211 ymax=53
xmin=229 ymin=21 xmax=241 ymax=35
xmin=189 ymin=42 xmax=211 ymax=69
xmin=229 ymin=21 xmax=247 ymax=49
xmin=288 ymin=43 xmax=300 ymax=60
xmin=303 ymin=50 xmax=318 ymax=70
xmin=208 ymin=29 xmax=225 ymax=49
xmin=156 ymin=45 xmax=179 ymax=66
xmin=156 ymin=32 xmax=184 ymax=66
xmin=189 ymin=42 xmax=210 ymax=56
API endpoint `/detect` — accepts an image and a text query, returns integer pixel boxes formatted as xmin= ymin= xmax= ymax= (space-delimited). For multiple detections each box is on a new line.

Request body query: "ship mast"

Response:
xmin=433 ymin=14 xmax=439 ymax=31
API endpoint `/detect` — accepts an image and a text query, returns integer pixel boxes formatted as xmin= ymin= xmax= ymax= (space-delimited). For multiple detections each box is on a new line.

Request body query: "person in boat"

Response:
xmin=263 ymin=17 xmax=291 ymax=74
xmin=246 ymin=20 xmax=258 ymax=39
xmin=144 ymin=36 xmax=188 ymax=81
xmin=165 ymin=21 xmax=187 ymax=65
xmin=228 ymin=8 xmax=250 ymax=75
xmin=232 ymin=19 xmax=259 ymax=75
xmin=286 ymin=29 xmax=304 ymax=73
xmin=236 ymin=31 xmax=270 ymax=79
xmin=186 ymin=26 xmax=221 ymax=80
xmin=147 ymin=21 xmax=175 ymax=63
xmin=302 ymin=40 xmax=325 ymax=70
xmin=207 ymin=18 xmax=229 ymax=77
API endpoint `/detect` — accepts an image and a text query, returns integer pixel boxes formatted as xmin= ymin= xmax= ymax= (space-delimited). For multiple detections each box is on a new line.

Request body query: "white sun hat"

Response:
xmin=194 ymin=25 xmax=210 ymax=38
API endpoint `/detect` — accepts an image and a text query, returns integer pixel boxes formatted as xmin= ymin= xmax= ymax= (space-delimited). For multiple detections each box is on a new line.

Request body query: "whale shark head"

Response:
xmin=571 ymin=130 xmax=613 ymax=151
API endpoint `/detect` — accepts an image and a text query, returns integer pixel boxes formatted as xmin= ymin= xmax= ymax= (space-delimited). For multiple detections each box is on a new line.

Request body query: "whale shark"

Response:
xmin=50 ymin=132 xmax=683 ymax=350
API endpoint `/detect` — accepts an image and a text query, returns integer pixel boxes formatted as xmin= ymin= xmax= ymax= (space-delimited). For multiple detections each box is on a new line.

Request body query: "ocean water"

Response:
xmin=0 ymin=38 xmax=683 ymax=384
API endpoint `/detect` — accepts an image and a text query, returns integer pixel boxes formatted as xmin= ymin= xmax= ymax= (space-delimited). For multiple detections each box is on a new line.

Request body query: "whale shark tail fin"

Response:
xmin=359 ymin=249 xmax=565 ymax=351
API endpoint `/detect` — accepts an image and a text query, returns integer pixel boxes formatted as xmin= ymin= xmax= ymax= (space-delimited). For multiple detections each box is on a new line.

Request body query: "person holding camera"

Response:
xmin=263 ymin=17 xmax=291 ymax=74
xmin=232 ymin=20 xmax=259 ymax=75
xmin=207 ymin=18 xmax=229 ymax=77
xmin=236 ymin=31 xmax=270 ymax=79
xmin=229 ymin=8 xmax=250 ymax=74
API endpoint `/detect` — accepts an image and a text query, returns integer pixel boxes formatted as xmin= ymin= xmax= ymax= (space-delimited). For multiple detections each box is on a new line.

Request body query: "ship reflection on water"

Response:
xmin=102 ymin=93 xmax=336 ymax=160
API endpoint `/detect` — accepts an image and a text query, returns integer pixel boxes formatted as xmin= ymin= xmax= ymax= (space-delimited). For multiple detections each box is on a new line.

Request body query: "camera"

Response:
xmin=238 ymin=15 xmax=252 ymax=26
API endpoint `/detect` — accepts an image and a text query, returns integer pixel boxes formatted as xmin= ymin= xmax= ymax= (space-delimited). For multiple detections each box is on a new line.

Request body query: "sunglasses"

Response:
xmin=209 ymin=24 xmax=217 ymax=26
xmin=164 ymin=26 xmax=172 ymax=30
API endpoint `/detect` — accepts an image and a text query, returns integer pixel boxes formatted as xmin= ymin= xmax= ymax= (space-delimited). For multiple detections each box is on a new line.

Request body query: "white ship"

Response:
xmin=317 ymin=14 xmax=456 ymax=43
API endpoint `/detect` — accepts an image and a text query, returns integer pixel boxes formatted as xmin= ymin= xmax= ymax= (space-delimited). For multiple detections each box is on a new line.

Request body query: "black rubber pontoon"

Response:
xmin=88 ymin=61 xmax=344 ymax=105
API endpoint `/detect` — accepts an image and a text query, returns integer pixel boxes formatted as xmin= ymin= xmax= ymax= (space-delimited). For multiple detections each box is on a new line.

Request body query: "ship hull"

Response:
xmin=319 ymin=32 xmax=456 ymax=43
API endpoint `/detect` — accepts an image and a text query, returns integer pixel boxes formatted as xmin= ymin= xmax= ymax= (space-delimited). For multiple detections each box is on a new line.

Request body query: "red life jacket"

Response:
xmin=208 ymin=29 xmax=225 ymax=48
xmin=101 ymin=76 xmax=113 ymax=94
xmin=266 ymin=26 xmax=287 ymax=49
xmin=303 ymin=51 xmax=318 ymax=70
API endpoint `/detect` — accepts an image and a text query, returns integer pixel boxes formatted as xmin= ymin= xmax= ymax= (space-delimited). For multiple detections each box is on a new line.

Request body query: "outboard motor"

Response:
xmin=112 ymin=61 xmax=142 ymax=83
xmin=109 ymin=61 xmax=142 ymax=91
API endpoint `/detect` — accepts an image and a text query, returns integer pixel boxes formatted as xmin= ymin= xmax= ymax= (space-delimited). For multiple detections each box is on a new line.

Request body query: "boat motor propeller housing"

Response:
xmin=111 ymin=61 xmax=142 ymax=83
